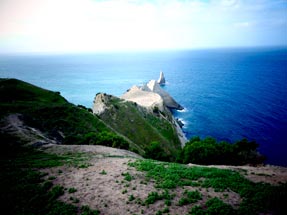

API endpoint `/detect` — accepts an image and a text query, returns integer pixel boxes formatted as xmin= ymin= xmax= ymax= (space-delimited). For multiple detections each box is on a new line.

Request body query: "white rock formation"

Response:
xmin=93 ymin=93 xmax=108 ymax=115
xmin=157 ymin=71 xmax=166 ymax=85
xmin=142 ymin=80 xmax=183 ymax=110
xmin=121 ymin=86 xmax=165 ymax=111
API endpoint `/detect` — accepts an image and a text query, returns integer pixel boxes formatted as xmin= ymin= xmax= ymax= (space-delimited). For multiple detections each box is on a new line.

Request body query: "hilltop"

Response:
xmin=1 ymin=78 xmax=287 ymax=215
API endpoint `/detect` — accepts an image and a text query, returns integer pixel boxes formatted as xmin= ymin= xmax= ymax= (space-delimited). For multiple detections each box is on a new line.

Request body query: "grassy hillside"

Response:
xmin=94 ymin=94 xmax=182 ymax=159
xmin=0 ymin=78 xmax=112 ymax=142
xmin=0 ymin=79 xmax=182 ymax=157
xmin=0 ymin=133 xmax=101 ymax=215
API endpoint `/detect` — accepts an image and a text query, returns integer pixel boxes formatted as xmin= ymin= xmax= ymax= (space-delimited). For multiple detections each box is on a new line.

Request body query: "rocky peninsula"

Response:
xmin=93 ymin=72 xmax=187 ymax=147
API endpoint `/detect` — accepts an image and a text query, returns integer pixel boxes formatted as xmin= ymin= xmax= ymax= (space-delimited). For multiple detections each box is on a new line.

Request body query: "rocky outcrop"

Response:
xmin=93 ymin=93 xmax=108 ymax=115
xmin=121 ymin=85 xmax=165 ymax=111
xmin=120 ymin=79 xmax=187 ymax=146
xmin=94 ymin=75 xmax=187 ymax=147
xmin=157 ymin=71 xmax=166 ymax=85
xmin=142 ymin=80 xmax=183 ymax=110
xmin=122 ymin=80 xmax=183 ymax=111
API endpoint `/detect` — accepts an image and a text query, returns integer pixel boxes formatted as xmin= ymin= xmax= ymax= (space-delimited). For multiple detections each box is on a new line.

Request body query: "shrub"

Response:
xmin=122 ymin=172 xmax=134 ymax=181
xmin=80 ymin=205 xmax=100 ymax=215
xmin=129 ymin=195 xmax=135 ymax=201
xmin=68 ymin=187 xmax=77 ymax=193
xmin=145 ymin=192 xmax=162 ymax=205
xmin=189 ymin=197 xmax=235 ymax=215
xmin=153 ymin=106 xmax=159 ymax=113
xmin=178 ymin=190 xmax=202 ymax=206
xmin=179 ymin=137 xmax=265 ymax=165
xmin=49 ymin=185 xmax=64 ymax=200
xmin=100 ymin=170 xmax=107 ymax=175
xmin=144 ymin=141 xmax=170 ymax=161
xmin=63 ymin=131 xmax=129 ymax=150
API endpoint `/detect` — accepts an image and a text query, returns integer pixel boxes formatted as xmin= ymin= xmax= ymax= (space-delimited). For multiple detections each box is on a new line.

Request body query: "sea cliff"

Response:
xmin=93 ymin=74 xmax=187 ymax=149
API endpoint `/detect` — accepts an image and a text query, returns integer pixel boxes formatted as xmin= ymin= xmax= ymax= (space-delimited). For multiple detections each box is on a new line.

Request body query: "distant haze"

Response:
xmin=0 ymin=0 xmax=286 ymax=53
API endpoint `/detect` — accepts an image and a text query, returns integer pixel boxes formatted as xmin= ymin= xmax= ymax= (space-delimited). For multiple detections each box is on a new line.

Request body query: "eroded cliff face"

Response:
xmin=93 ymin=93 xmax=108 ymax=115
xmin=92 ymin=93 xmax=185 ymax=157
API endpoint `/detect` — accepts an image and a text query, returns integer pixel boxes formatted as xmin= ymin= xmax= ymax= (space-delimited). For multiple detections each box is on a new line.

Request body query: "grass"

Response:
xmin=80 ymin=205 xmax=100 ymax=215
xmin=129 ymin=159 xmax=287 ymax=214
xmin=178 ymin=190 xmax=202 ymax=206
xmin=68 ymin=187 xmax=77 ymax=193
xmin=145 ymin=190 xmax=174 ymax=205
xmin=122 ymin=172 xmax=134 ymax=181
xmin=129 ymin=194 xmax=135 ymax=201
xmin=0 ymin=135 xmax=100 ymax=215
xmin=190 ymin=197 xmax=236 ymax=215
xmin=97 ymin=94 xmax=182 ymax=158
xmin=0 ymin=78 xmax=182 ymax=160
xmin=0 ymin=78 xmax=116 ymax=145
xmin=100 ymin=170 xmax=107 ymax=175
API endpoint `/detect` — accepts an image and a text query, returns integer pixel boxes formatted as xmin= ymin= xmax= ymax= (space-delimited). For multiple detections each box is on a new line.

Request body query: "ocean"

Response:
xmin=1 ymin=47 xmax=286 ymax=166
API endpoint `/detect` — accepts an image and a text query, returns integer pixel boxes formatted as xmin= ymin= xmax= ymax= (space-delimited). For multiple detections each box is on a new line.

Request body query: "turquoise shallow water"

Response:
xmin=1 ymin=47 xmax=287 ymax=166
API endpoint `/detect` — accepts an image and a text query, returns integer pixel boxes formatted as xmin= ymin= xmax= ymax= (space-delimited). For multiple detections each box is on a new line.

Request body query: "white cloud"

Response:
xmin=234 ymin=21 xmax=254 ymax=28
xmin=0 ymin=0 xmax=286 ymax=53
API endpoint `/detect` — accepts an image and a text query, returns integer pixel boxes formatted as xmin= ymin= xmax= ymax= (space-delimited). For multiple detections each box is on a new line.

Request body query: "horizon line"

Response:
xmin=0 ymin=45 xmax=286 ymax=56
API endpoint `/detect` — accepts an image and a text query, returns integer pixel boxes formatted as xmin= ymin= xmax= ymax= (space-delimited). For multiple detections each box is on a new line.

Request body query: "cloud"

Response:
xmin=219 ymin=0 xmax=240 ymax=7
xmin=234 ymin=21 xmax=254 ymax=28
xmin=0 ymin=0 xmax=286 ymax=53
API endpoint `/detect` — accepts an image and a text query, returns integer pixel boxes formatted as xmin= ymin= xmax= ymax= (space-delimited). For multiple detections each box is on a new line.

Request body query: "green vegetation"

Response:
xmin=1 ymin=78 xmax=283 ymax=214
xmin=190 ymin=197 xmax=235 ymax=215
xmin=0 ymin=78 xmax=128 ymax=151
xmin=129 ymin=194 xmax=135 ymax=201
xmin=100 ymin=170 xmax=107 ymax=175
xmin=80 ymin=205 xmax=100 ymax=215
xmin=130 ymin=159 xmax=287 ymax=214
xmin=70 ymin=196 xmax=79 ymax=203
xmin=178 ymin=190 xmax=202 ymax=206
xmin=68 ymin=187 xmax=77 ymax=193
xmin=144 ymin=190 xmax=174 ymax=205
xmin=63 ymin=131 xmax=129 ymax=149
xmin=0 ymin=134 xmax=99 ymax=215
xmin=144 ymin=141 xmax=170 ymax=161
xmin=178 ymin=136 xmax=266 ymax=165
xmin=0 ymin=79 xmax=109 ymax=135
xmin=141 ymin=136 xmax=265 ymax=166
xmin=122 ymin=172 xmax=134 ymax=181
xmin=96 ymin=94 xmax=182 ymax=159
xmin=145 ymin=192 xmax=162 ymax=205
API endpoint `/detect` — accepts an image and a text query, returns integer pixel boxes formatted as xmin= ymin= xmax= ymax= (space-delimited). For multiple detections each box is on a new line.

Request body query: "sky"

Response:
xmin=0 ymin=0 xmax=286 ymax=53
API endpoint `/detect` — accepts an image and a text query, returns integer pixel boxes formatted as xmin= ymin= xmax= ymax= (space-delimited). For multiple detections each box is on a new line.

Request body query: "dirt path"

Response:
xmin=1 ymin=113 xmax=57 ymax=145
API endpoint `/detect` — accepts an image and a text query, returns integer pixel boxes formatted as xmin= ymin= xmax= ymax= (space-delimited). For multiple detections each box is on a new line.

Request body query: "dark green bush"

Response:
xmin=63 ymin=131 xmax=129 ymax=150
xmin=145 ymin=192 xmax=162 ymax=205
xmin=179 ymin=137 xmax=265 ymax=165
xmin=49 ymin=185 xmax=64 ymax=200
xmin=144 ymin=141 xmax=170 ymax=161
xmin=80 ymin=205 xmax=100 ymax=215
xmin=190 ymin=197 xmax=236 ymax=215
xmin=68 ymin=187 xmax=77 ymax=193
xmin=178 ymin=190 xmax=202 ymax=206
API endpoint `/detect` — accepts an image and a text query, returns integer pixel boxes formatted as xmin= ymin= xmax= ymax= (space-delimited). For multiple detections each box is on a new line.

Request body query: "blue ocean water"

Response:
xmin=1 ymin=47 xmax=286 ymax=166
